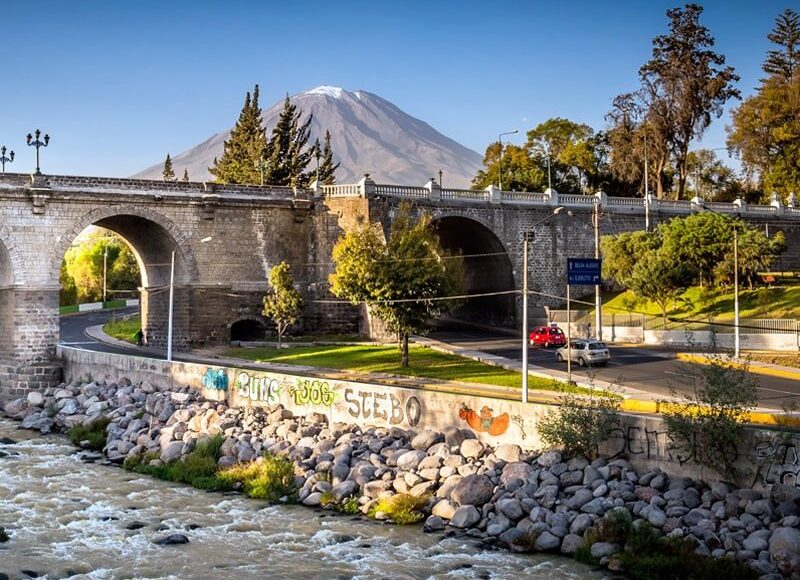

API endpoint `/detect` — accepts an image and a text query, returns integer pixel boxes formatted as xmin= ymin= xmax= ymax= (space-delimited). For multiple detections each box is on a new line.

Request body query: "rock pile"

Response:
xmin=4 ymin=380 xmax=800 ymax=579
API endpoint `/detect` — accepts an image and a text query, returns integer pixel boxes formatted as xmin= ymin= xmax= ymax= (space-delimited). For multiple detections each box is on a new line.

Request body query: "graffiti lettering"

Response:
xmin=753 ymin=434 xmax=800 ymax=488
xmin=201 ymin=368 xmax=228 ymax=391
xmin=344 ymin=388 xmax=421 ymax=427
xmin=237 ymin=371 xmax=281 ymax=404
xmin=291 ymin=379 xmax=336 ymax=407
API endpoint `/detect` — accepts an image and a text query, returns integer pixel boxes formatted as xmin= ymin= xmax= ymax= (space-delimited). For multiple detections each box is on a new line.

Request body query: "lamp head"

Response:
xmin=44 ymin=134 xmax=50 ymax=146
xmin=26 ymin=133 xmax=32 ymax=145
xmin=9 ymin=150 xmax=13 ymax=161
xmin=553 ymin=206 xmax=565 ymax=215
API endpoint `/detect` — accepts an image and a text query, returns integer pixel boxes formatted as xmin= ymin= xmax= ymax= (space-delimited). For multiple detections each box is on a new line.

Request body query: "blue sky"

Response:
xmin=1 ymin=0 xmax=792 ymax=179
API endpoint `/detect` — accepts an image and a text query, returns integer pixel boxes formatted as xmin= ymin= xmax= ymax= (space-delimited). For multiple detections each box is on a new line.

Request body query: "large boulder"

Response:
xmin=460 ymin=439 xmax=485 ymax=459
xmin=396 ymin=450 xmax=427 ymax=471
xmin=449 ymin=505 xmax=481 ymax=529
xmin=500 ymin=462 xmax=534 ymax=486
xmin=432 ymin=499 xmax=457 ymax=520
xmin=494 ymin=443 xmax=521 ymax=463
xmin=769 ymin=526 xmax=800 ymax=580
xmin=160 ymin=441 xmax=184 ymax=463
xmin=411 ymin=430 xmax=443 ymax=451
xmin=451 ymin=474 xmax=494 ymax=507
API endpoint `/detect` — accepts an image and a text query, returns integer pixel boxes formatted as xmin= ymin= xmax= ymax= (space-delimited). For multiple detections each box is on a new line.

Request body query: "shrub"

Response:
xmin=368 ymin=493 xmax=428 ymax=524
xmin=337 ymin=495 xmax=361 ymax=515
xmin=537 ymin=385 xmax=621 ymax=459
xmin=660 ymin=357 xmax=758 ymax=482
xmin=124 ymin=436 xmax=229 ymax=491
xmin=68 ymin=417 xmax=111 ymax=450
xmin=217 ymin=453 xmax=297 ymax=502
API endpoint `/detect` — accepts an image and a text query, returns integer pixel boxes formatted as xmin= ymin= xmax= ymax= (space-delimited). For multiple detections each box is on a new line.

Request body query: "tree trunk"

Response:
xmin=401 ymin=333 xmax=409 ymax=368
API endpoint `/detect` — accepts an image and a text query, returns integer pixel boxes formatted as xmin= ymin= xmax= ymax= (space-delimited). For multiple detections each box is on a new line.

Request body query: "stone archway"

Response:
xmin=0 ymin=235 xmax=19 ymax=362
xmin=432 ymin=216 xmax=516 ymax=326
xmin=53 ymin=208 xmax=201 ymax=349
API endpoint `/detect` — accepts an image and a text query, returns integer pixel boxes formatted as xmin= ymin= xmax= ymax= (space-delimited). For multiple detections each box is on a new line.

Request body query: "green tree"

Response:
xmin=639 ymin=4 xmax=740 ymax=199
xmin=162 ymin=154 xmax=176 ymax=182
xmin=329 ymin=204 xmax=464 ymax=367
xmin=600 ymin=230 xmax=660 ymax=288
xmin=713 ymin=226 xmax=786 ymax=290
xmin=526 ymin=118 xmax=597 ymax=194
xmin=317 ymin=130 xmax=339 ymax=185
xmin=63 ymin=231 xmax=141 ymax=304
xmin=763 ymin=9 xmax=800 ymax=80
xmin=262 ymin=261 xmax=304 ymax=348
xmin=728 ymin=10 xmax=800 ymax=198
xmin=182 ymin=168 xmax=189 ymax=182
xmin=471 ymin=141 xmax=545 ymax=191
xmin=209 ymin=84 xmax=268 ymax=184
xmin=264 ymin=96 xmax=315 ymax=187
xmin=629 ymin=249 xmax=692 ymax=324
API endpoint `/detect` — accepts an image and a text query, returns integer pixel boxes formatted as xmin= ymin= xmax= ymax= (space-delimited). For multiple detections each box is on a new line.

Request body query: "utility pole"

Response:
xmin=103 ymin=246 xmax=108 ymax=306
xmin=498 ymin=130 xmax=518 ymax=190
xmin=644 ymin=130 xmax=650 ymax=232
xmin=594 ymin=202 xmax=602 ymax=341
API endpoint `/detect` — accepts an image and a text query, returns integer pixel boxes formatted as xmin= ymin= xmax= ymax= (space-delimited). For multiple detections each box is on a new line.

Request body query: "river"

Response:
xmin=0 ymin=419 xmax=602 ymax=579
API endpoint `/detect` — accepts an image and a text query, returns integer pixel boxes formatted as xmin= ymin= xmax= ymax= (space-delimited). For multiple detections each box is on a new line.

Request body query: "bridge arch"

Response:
xmin=0 ymin=226 xmax=24 ymax=287
xmin=51 ymin=206 xmax=199 ymax=287
xmin=0 ymin=231 xmax=23 ymax=362
xmin=53 ymin=207 xmax=201 ymax=349
xmin=431 ymin=215 xmax=516 ymax=326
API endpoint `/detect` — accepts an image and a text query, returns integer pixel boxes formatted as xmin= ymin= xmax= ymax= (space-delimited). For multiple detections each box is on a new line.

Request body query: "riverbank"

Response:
xmin=3 ymin=379 xmax=800 ymax=579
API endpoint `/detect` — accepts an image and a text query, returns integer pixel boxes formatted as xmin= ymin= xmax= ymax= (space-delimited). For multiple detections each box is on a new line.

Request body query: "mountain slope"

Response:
xmin=133 ymin=86 xmax=483 ymax=188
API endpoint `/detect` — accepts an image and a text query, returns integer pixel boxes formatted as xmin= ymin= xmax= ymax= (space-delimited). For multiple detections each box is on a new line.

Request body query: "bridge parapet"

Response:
xmin=321 ymin=178 xmax=800 ymax=220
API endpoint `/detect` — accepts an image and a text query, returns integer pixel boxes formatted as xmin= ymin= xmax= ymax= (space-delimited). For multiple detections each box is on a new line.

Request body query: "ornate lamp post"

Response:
xmin=315 ymin=145 xmax=321 ymax=183
xmin=26 ymin=129 xmax=50 ymax=175
xmin=0 ymin=146 xmax=14 ymax=173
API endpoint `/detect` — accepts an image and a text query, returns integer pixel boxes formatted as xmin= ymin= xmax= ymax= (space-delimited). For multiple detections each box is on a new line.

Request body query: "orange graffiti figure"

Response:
xmin=458 ymin=405 xmax=510 ymax=436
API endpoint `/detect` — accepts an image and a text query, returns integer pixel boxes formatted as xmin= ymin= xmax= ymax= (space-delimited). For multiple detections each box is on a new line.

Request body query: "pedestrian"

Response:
xmin=134 ymin=329 xmax=145 ymax=347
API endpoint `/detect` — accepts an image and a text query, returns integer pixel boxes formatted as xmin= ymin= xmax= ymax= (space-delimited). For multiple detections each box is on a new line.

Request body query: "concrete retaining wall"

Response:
xmin=58 ymin=346 xmax=800 ymax=490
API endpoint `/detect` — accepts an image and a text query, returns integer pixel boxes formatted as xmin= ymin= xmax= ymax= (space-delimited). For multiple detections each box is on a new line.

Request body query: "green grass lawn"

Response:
xmin=103 ymin=317 xmax=141 ymax=344
xmin=224 ymin=343 xmax=572 ymax=392
xmin=603 ymin=285 xmax=800 ymax=321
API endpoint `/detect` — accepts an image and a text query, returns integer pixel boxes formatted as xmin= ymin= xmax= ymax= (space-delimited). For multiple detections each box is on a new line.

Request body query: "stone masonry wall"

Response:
xmin=58 ymin=346 xmax=800 ymax=492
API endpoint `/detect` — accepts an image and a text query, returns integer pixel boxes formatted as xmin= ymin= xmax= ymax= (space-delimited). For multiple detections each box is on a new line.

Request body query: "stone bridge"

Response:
xmin=2 ymin=172 xmax=799 ymax=395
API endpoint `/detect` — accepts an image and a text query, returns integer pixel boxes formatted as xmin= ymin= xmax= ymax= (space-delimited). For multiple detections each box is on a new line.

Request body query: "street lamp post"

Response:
xmin=26 ymin=129 xmax=50 ymax=175
xmin=498 ymin=130 xmax=519 ymax=191
xmin=0 ymin=146 xmax=14 ymax=173
xmin=593 ymin=202 xmax=602 ymax=341
xmin=315 ymin=146 xmax=321 ymax=184
xmin=103 ymin=246 xmax=108 ymax=307
xmin=255 ymin=157 xmax=266 ymax=186
xmin=522 ymin=206 xmax=565 ymax=403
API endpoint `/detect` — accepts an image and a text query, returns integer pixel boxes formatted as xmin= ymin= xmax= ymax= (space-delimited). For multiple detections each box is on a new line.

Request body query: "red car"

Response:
xmin=529 ymin=325 xmax=567 ymax=347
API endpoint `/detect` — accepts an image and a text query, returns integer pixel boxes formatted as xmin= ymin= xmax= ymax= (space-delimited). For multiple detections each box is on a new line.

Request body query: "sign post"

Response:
xmin=566 ymin=258 xmax=602 ymax=384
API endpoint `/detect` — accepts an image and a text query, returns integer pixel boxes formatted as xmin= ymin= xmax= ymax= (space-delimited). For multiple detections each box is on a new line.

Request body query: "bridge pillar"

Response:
xmin=0 ymin=286 xmax=62 ymax=397
xmin=140 ymin=285 xmax=192 ymax=350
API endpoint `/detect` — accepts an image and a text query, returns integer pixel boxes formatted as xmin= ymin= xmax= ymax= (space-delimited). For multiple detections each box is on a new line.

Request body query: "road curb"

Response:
xmin=677 ymin=352 xmax=800 ymax=381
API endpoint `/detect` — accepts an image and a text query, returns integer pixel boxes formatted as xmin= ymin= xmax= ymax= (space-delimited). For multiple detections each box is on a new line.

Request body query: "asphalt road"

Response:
xmin=59 ymin=307 xmax=152 ymax=358
xmin=428 ymin=325 xmax=800 ymax=410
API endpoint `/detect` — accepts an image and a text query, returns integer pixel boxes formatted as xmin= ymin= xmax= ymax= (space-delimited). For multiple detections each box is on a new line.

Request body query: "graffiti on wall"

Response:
xmin=236 ymin=371 xmax=282 ymax=404
xmin=289 ymin=378 xmax=337 ymax=407
xmin=753 ymin=433 xmax=800 ymax=488
xmin=343 ymin=387 xmax=421 ymax=427
xmin=201 ymin=368 xmax=229 ymax=391
xmin=458 ymin=404 xmax=527 ymax=439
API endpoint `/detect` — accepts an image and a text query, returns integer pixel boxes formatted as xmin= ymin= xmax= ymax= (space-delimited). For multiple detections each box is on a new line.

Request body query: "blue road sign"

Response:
xmin=568 ymin=258 xmax=601 ymax=285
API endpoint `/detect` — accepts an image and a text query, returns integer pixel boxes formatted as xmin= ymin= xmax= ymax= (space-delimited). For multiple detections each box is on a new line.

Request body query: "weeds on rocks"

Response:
xmin=320 ymin=493 xmax=361 ymax=515
xmin=369 ymin=493 xmax=429 ymax=524
xmin=537 ymin=384 xmax=621 ymax=459
xmin=217 ymin=453 xmax=297 ymax=502
xmin=124 ymin=436 xmax=229 ymax=491
xmin=67 ymin=417 xmax=111 ymax=451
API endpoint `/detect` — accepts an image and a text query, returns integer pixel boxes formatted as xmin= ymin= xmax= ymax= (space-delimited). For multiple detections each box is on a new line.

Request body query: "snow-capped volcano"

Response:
xmin=133 ymin=86 xmax=482 ymax=188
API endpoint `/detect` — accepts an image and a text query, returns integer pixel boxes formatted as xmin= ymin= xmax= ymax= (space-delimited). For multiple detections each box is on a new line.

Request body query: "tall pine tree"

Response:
xmin=764 ymin=9 xmax=800 ymax=80
xmin=318 ymin=130 xmax=339 ymax=185
xmin=263 ymin=96 xmax=315 ymax=187
xmin=162 ymin=154 xmax=176 ymax=181
xmin=209 ymin=85 xmax=268 ymax=184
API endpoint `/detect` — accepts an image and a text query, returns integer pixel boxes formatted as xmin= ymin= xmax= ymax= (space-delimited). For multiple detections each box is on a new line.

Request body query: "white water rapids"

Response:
xmin=0 ymin=419 xmax=603 ymax=579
